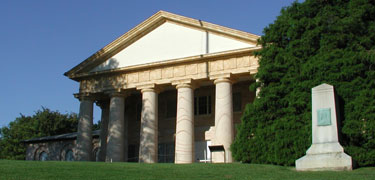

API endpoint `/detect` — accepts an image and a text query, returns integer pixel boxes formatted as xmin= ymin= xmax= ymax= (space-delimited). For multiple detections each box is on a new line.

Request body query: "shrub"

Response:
xmin=232 ymin=0 xmax=375 ymax=166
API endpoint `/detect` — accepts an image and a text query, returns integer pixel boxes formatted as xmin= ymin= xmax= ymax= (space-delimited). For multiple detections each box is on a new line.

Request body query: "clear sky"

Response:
xmin=0 ymin=0 xmax=296 ymax=127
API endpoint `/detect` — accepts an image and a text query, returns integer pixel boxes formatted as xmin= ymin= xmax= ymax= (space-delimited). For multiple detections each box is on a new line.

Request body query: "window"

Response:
xmin=39 ymin=151 xmax=48 ymax=161
xmin=194 ymin=96 xmax=211 ymax=115
xmin=65 ymin=149 xmax=74 ymax=161
xmin=233 ymin=92 xmax=242 ymax=112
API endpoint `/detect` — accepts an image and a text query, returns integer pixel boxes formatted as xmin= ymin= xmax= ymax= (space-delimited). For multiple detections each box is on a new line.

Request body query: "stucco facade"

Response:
xmin=62 ymin=11 xmax=260 ymax=163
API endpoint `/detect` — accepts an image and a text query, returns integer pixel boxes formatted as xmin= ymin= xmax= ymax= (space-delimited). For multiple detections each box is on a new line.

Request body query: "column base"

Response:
xmin=296 ymin=143 xmax=352 ymax=171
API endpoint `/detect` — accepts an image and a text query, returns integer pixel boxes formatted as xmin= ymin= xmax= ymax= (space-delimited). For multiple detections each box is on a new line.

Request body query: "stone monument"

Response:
xmin=295 ymin=83 xmax=352 ymax=171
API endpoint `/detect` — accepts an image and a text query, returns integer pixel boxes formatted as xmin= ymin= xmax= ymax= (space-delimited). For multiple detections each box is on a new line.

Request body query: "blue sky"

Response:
xmin=0 ymin=0 xmax=296 ymax=127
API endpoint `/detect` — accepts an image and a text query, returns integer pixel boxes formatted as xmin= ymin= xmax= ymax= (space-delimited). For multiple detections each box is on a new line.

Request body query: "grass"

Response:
xmin=0 ymin=160 xmax=374 ymax=180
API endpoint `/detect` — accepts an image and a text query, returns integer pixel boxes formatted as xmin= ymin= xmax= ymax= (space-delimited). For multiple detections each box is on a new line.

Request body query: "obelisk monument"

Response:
xmin=296 ymin=83 xmax=352 ymax=171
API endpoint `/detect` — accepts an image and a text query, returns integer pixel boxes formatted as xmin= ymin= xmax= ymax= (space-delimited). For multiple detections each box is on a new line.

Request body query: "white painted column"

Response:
xmin=97 ymin=101 xmax=109 ymax=162
xmin=214 ymin=78 xmax=234 ymax=163
xmin=106 ymin=93 xmax=126 ymax=162
xmin=76 ymin=95 xmax=94 ymax=161
xmin=174 ymin=83 xmax=195 ymax=164
xmin=138 ymin=87 xmax=158 ymax=163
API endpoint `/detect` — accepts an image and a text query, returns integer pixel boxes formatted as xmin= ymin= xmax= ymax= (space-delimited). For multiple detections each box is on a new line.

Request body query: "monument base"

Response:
xmin=295 ymin=142 xmax=352 ymax=171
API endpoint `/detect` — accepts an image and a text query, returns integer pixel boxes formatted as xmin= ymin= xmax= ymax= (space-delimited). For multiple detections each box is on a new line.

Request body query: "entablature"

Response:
xmin=78 ymin=47 xmax=259 ymax=94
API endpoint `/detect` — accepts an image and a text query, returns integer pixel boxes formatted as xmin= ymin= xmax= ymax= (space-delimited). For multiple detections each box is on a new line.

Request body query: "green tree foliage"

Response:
xmin=0 ymin=108 xmax=79 ymax=160
xmin=232 ymin=0 xmax=375 ymax=166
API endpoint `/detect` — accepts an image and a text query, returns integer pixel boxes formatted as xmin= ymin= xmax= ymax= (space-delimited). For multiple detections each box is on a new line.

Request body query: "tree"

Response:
xmin=232 ymin=0 xmax=375 ymax=166
xmin=0 ymin=108 xmax=79 ymax=160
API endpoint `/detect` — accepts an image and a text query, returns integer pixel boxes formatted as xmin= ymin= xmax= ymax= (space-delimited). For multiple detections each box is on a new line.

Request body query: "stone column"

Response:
xmin=97 ymin=100 xmax=109 ymax=162
xmin=137 ymin=85 xmax=159 ymax=163
xmin=173 ymin=81 xmax=195 ymax=164
xmin=76 ymin=95 xmax=94 ymax=161
xmin=106 ymin=92 xmax=126 ymax=162
xmin=214 ymin=77 xmax=234 ymax=163
xmin=250 ymin=70 xmax=261 ymax=98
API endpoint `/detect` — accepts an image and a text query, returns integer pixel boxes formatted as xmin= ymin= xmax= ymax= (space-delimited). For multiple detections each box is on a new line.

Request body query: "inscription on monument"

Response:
xmin=317 ymin=108 xmax=331 ymax=126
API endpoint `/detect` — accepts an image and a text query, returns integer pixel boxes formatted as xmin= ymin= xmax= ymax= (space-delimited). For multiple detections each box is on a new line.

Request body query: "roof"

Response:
xmin=64 ymin=10 xmax=260 ymax=80
xmin=23 ymin=130 xmax=100 ymax=143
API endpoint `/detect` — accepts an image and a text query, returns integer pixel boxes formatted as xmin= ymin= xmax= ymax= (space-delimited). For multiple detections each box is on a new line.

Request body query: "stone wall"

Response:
xmin=25 ymin=138 xmax=100 ymax=161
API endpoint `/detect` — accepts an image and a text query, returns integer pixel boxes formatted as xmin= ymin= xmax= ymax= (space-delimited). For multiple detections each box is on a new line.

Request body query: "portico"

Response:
xmin=65 ymin=11 xmax=260 ymax=163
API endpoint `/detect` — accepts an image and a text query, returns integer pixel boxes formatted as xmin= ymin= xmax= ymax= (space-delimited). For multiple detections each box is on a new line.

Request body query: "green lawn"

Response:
xmin=0 ymin=160 xmax=374 ymax=180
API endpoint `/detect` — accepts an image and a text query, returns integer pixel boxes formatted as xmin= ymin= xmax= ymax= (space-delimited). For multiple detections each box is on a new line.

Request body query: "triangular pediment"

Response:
xmin=65 ymin=11 xmax=260 ymax=79
xmin=91 ymin=22 xmax=256 ymax=72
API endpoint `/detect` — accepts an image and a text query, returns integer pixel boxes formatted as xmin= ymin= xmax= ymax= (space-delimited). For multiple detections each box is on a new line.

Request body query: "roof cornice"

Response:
xmin=64 ymin=10 xmax=260 ymax=79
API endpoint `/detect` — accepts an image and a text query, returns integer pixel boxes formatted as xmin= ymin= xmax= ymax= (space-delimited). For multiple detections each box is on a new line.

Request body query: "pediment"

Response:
xmin=65 ymin=11 xmax=260 ymax=79
xmin=91 ymin=22 xmax=256 ymax=72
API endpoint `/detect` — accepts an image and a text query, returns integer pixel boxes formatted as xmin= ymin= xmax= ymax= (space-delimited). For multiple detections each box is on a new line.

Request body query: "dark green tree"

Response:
xmin=232 ymin=0 xmax=375 ymax=166
xmin=0 ymin=108 xmax=79 ymax=160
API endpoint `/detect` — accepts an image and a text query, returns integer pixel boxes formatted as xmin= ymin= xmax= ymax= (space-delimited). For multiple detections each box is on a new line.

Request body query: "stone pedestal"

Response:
xmin=174 ymin=83 xmax=195 ymax=164
xmin=106 ymin=93 xmax=126 ymax=162
xmin=213 ymin=78 xmax=234 ymax=163
xmin=296 ymin=83 xmax=352 ymax=171
xmin=138 ymin=87 xmax=158 ymax=163
xmin=76 ymin=97 xmax=94 ymax=161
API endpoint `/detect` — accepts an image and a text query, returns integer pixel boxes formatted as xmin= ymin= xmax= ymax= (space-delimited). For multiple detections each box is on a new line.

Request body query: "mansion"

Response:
xmin=25 ymin=11 xmax=260 ymax=163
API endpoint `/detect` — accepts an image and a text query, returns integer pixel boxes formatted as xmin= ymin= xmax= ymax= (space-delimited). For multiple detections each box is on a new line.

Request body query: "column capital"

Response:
xmin=172 ymin=79 xmax=199 ymax=89
xmin=136 ymin=84 xmax=161 ymax=94
xmin=74 ymin=93 xmax=95 ymax=101
xmin=210 ymin=73 xmax=236 ymax=85
xmin=213 ymin=78 xmax=233 ymax=84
